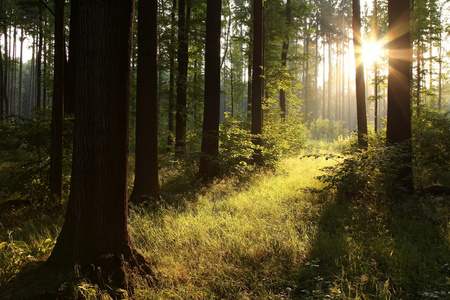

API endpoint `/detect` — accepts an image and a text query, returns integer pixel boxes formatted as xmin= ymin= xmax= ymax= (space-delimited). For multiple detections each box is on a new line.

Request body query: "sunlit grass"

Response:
xmin=1 ymin=152 xmax=448 ymax=299
xmin=128 ymin=155 xmax=335 ymax=298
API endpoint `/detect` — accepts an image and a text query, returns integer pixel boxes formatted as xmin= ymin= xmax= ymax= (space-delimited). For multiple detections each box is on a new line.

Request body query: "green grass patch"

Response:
xmin=1 ymin=154 xmax=448 ymax=299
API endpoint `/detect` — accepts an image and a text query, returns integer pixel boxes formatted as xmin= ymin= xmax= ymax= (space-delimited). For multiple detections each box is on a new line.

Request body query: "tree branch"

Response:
xmin=38 ymin=0 xmax=55 ymax=16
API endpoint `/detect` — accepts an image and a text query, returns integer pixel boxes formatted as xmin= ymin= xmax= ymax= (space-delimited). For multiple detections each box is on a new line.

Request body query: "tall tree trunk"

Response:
xmin=131 ymin=0 xmax=159 ymax=202
xmin=18 ymin=29 xmax=23 ymax=116
xmin=251 ymin=0 xmax=264 ymax=164
xmin=175 ymin=0 xmax=191 ymax=155
xmin=47 ymin=0 xmax=153 ymax=291
xmin=167 ymin=0 xmax=176 ymax=152
xmin=3 ymin=21 xmax=9 ymax=116
xmin=36 ymin=9 xmax=43 ymax=109
xmin=65 ymin=0 xmax=78 ymax=115
xmin=199 ymin=0 xmax=222 ymax=179
xmin=279 ymin=0 xmax=291 ymax=119
xmin=352 ymin=0 xmax=368 ymax=147
xmin=387 ymin=0 xmax=413 ymax=192
xmin=49 ymin=0 xmax=65 ymax=202
xmin=12 ymin=26 xmax=16 ymax=114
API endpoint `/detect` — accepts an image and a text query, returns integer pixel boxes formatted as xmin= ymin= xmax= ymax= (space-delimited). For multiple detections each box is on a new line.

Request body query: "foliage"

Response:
xmin=316 ymin=135 xmax=414 ymax=201
xmin=218 ymin=114 xmax=254 ymax=175
xmin=413 ymin=109 xmax=450 ymax=188
xmin=0 ymin=109 xmax=73 ymax=203
xmin=309 ymin=117 xmax=349 ymax=141
xmin=1 ymin=155 xmax=449 ymax=299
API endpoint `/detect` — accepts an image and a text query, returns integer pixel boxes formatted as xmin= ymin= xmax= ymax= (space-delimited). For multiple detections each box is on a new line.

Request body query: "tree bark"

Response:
xmin=199 ymin=0 xmax=222 ymax=179
xmin=352 ymin=0 xmax=368 ymax=147
xmin=131 ymin=0 xmax=159 ymax=202
xmin=49 ymin=0 xmax=65 ymax=201
xmin=279 ymin=0 xmax=291 ymax=119
xmin=251 ymin=0 xmax=264 ymax=164
xmin=47 ymin=0 xmax=153 ymax=291
xmin=387 ymin=0 xmax=413 ymax=192
xmin=175 ymin=0 xmax=191 ymax=155
xmin=167 ymin=0 xmax=176 ymax=152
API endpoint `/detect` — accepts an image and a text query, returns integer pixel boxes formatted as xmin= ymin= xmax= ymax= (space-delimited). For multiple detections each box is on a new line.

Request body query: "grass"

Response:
xmin=0 ymin=154 xmax=449 ymax=299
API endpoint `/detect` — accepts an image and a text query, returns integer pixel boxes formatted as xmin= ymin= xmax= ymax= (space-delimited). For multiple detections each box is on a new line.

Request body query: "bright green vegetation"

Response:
xmin=1 ymin=153 xmax=448 ymax=299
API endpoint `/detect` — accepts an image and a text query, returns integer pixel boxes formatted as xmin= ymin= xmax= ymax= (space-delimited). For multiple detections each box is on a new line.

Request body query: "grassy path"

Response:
xmin=129 ymin=156 xmax=336 ymax=299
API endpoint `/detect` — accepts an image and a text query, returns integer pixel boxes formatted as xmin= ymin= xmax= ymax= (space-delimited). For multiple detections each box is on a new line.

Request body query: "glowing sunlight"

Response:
xmin=362 ymin=40 xmax=385 ymax=67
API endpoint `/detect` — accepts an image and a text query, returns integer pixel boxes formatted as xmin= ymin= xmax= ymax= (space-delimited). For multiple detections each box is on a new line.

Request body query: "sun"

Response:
xmin=362 ymin=40 xmax=385 ymax=67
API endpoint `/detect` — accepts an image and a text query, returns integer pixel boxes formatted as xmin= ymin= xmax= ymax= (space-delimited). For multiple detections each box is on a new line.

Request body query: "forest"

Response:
xmin=0 ymin=0 xmax=449 ymax=299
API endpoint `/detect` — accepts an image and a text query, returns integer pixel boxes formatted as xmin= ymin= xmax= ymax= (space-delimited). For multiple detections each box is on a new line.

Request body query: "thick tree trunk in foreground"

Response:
xmin=131 ymin=0 xmax=159 ymax=201
xmin=47 ymin=0 xmax=152 ymax=290
xmin=352 ymin=0 xmax=368 ymax=147
xmin=387 ymin=0 xmax=413 ymax=192
xmin=198 ymin=0 xmax=222 ymax=179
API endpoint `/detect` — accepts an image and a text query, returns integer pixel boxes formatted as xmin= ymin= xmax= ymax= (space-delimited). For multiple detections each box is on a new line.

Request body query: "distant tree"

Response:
xmin=47 ymin=0 xmax=152 ymax=290
xmin=279 ymin=0 xmax=291 ymax=119
xmin=251 ymin=0 xmax=264 ymax=164
xmin=386 ymin=0 xmax=413 ymax=192
xmin=198 ymin=0 xmax=221 ymax=179
xmin=352 ymin=0 xmax=368 ymax=147
xmin=131 ymin=0 xmax=159 ymax=202
xmin=49 ymin=0 xmax=65 ymax=201
xmin=175 ymin=0 xmax=191 ymax=155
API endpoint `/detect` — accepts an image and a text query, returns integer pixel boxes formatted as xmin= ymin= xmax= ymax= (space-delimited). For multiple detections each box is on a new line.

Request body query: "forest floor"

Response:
xmin=0 ymin=154 xmax=449 ymax=299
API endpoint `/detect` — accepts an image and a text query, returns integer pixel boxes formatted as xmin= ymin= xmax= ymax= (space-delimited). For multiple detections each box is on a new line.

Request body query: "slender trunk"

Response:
xmin=3 ymin=22 xmax=9 ymax=116
xmin=12 ymin=26 xmax=16 ymax=114
xmin=322 ymin=39 xmax=326 ymax=119
xmin=18 ymin=29 xmax=23 ymax=116
xmin=65 ymin=0 xmax=78 ymax=115
xmin=279 ymin=0 xmax=290 ymax=119
xmin=49 ymin=0 xmax=65 ymax=201
xmin=175 ymin=0 xmax=191 ymax=155
xmin=36 ymin=10 xmax=43 ymax=109
xmin=167 ymin=0 xmax=176 ymax=152
xmin=131 ymin=0 xmax=159 ymax=201
xmin=251 ymin=0 xmax=264 ymax=164
xmin=199 ymin=0 xmax=222 ymax=179
xmin=352 ymin=0 xmax=368 ymax=147
xmin=438 ymin=11 xmax=442 ymax=110
xmin=387 ymin=0 xmax=413 ymax=192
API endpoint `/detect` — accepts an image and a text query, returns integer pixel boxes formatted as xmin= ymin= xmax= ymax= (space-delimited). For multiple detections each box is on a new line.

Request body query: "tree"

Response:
xmin=49 ymin=0 xmax=65 ymax=201
xmin=198 ymin=0 xmax=221 ymax=179
xmin=131 ymin=0 xmax=159 ymax=202
xmin=386 ymin=0 xmax=413 ymax=191
xmin=175 ymin=0 xmax=191 ymax=155
xmin=251 ymin=0 xmax=264 ymax=164
xmin=279 ymin=0 xmax=291 ymax=119
xmin=47 ymin=0 xmax=152 ymax=290
xmin=352 ymin=0 xmax=368 ymax=147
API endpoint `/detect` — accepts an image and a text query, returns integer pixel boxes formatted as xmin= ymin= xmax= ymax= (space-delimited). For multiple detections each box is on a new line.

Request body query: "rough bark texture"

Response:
xmin=251 ymin=0 xmax=264 ymax=164
xmin=47 ymin=0 xmax=153 ymax=292
xmin=352 ymin=0 xmax=368 ymax=147
xmin=199 ymin=0 xmax=222 ymax=179
xmin=131 ymin=0 xmax=159 ymax=201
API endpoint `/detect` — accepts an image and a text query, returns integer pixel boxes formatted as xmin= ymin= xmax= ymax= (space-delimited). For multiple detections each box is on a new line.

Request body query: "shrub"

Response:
xmin=0 ymin=109 xmax=73 ymax=203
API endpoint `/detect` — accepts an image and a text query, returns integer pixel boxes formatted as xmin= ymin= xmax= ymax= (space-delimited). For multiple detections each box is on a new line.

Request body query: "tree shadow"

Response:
xmin=292 ymin=193 xmax=450 ymax=299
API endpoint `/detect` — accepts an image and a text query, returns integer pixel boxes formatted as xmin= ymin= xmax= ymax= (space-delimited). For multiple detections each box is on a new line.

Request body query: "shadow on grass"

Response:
xmin=293 ymin=193 xmax=450 ymax=299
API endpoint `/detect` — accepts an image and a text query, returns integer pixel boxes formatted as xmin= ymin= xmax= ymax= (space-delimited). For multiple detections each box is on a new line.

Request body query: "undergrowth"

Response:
xmin=0 ymin=153 xmax=448 ymax=299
